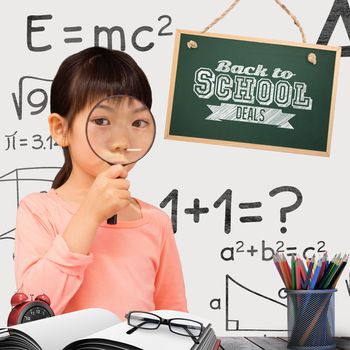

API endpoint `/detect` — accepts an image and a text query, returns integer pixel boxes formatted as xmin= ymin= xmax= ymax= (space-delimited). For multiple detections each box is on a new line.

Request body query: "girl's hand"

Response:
xmin=81 ymin=164 xmax=131 ymax=224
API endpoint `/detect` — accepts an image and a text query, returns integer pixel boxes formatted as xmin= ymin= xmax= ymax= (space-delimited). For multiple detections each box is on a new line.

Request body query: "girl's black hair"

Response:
xmin=50 ymin=47 xmax=152 ymax=189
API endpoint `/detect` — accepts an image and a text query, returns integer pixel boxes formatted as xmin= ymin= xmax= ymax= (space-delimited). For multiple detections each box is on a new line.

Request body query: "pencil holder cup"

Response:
xmin=286 ymin=289 xmax=337 ymax=350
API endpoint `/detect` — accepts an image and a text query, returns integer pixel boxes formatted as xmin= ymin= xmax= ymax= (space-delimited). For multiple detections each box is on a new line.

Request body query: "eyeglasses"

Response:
xmin=125 ymin=311 xmax=204 ymax=344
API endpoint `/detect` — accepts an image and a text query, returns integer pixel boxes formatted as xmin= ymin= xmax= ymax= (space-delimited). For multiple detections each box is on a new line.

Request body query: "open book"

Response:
xmin=0 ymin=308 xmax=221 ymax=350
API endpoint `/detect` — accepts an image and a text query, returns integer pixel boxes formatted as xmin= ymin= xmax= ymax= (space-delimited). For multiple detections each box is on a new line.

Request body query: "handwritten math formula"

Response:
xmin=11 ymin=76 xmax=52 ymax=120
xmin=220 ymin=240 xmax=327 ymax=262
xmin=4 ymin=131 xmax=58 ymax=151
xmin=27 ymin=14 xmax=173 ymax=52
xmin=160 ymin=186 xmax=303 ymax=234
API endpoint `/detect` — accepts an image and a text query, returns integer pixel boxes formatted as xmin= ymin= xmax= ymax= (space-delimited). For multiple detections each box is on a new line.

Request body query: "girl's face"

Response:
xmin=67 ymin=96 xmax=155 ymax=181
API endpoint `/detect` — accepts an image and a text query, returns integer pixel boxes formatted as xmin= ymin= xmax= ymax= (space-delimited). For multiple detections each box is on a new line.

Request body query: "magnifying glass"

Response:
xmin=85 ymin=95 xmax=156 ymax=224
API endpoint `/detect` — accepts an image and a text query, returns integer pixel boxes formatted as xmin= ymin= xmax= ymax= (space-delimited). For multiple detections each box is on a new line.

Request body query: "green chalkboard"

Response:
xmin=165 ymin=30 xmax=341 ymax=156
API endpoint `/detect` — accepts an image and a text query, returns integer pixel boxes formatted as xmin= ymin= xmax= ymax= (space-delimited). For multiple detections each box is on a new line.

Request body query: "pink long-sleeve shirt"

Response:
xmin=14 ymin=190 xmax=187 ymax=319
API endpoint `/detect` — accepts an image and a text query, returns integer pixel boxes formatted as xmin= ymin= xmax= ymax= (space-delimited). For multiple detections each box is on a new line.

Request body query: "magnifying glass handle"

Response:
xmin=107 ymin=215 xmax=117 ymax=225
xmin=107 ymin=174 xmax=121 ymax=225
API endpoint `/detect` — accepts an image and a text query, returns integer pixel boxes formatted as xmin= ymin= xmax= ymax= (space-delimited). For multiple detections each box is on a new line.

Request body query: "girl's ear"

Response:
xmin=48 ymin=113 xmax=69 ymax=147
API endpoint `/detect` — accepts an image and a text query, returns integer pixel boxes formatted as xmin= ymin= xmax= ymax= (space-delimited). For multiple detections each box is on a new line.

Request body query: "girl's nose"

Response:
xmin=111 ymin=138 xmax=129 ymax=151
xmin=109 ymin=126 xmax=130 ymax=151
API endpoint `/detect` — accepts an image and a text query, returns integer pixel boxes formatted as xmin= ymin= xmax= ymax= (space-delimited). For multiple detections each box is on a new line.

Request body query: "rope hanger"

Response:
xmin=187 ymin=0 xmax=317 ymax=64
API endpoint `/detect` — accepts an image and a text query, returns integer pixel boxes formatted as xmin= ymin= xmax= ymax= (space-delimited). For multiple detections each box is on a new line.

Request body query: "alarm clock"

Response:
xmin=7 ymin=292 xmax=55 ymax=327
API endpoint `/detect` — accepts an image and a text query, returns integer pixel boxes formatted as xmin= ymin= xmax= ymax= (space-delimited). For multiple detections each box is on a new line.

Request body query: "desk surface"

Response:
xmin=220 ymin=337 xmax=350 ymax=350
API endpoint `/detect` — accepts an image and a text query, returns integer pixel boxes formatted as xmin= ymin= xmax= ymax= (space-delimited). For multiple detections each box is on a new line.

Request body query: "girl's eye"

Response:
xmin=93 ymin=118 xmax=110 ymax=126
xmin=132 ymin=119 xmax=149 ymax=128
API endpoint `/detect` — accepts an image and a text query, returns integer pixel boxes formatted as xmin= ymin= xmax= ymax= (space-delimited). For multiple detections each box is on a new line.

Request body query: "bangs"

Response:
xmin=51 ymin=48 xmax=152 ymax=124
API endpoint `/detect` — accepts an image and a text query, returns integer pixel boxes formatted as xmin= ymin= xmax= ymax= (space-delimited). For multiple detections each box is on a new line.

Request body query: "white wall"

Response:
xmin=0 ymin=0 xmax=349 ymax=336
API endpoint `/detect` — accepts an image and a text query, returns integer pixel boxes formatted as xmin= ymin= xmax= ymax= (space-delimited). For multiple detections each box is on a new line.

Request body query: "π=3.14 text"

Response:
xmin=4 ymin=131 xmax=58 ymax=151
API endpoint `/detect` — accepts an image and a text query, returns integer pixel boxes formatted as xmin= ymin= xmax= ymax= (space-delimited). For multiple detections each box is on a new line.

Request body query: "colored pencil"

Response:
xmin=309 ymin=259 xmax=322 ymax=290
xmin=278 ymin=254 xmax=291 ymax=289
xmin=272 ymin=252 xmax=348 ymax=291
xmin=318 ymin=253 xmax=327 ymax=285
xmin=295 ymin=257 xmax=301 ymax=290
xmin=315 ymin=255 xmax=336 ymax=289
xmin=321 ymin=254 xmax=341 ymax=289
xmin=299 ymin=257 xmax=307 ymax=289
xmin=291 ymin=255 xmax=296 ymax=290
xmin=299 ymin=258 xmax=307 ymax=280
xmin=273 ymin=254 xmax=287 ymax=288
xmin=282 ymin=253 xmax=292 ymax=289
xmin=304 ymin=255 xmax=315 ymax=289
xmin=329 ymin=254 xmax=348 ymax=289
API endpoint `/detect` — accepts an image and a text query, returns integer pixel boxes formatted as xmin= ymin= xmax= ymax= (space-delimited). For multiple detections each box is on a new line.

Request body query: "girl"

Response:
xmin=14 ymin=47 xmax=187 ymax=319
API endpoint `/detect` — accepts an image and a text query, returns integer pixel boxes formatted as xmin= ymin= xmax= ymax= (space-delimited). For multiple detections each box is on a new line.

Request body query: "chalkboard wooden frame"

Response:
xmin=165 ymin=30 xmax=341 ymax=156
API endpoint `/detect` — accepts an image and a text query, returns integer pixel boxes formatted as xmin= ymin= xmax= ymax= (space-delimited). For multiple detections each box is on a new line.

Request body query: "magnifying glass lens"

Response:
xmin=86 ymin=95 xmax=155 ymax=166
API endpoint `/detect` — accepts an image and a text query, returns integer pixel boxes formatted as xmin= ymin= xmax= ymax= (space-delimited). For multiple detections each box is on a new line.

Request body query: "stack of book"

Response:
xmin=188 ymin=325 xmax=222 ymax=350
xmin=0 ymin=308 xmax=223 ymax=350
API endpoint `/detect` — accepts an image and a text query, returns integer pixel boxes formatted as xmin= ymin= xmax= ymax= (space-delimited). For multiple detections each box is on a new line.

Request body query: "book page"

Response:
xmin=10 ymin=308 xmax=119 ymax=350
xmin=79 ymin=310 xmax=210 ymax=350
